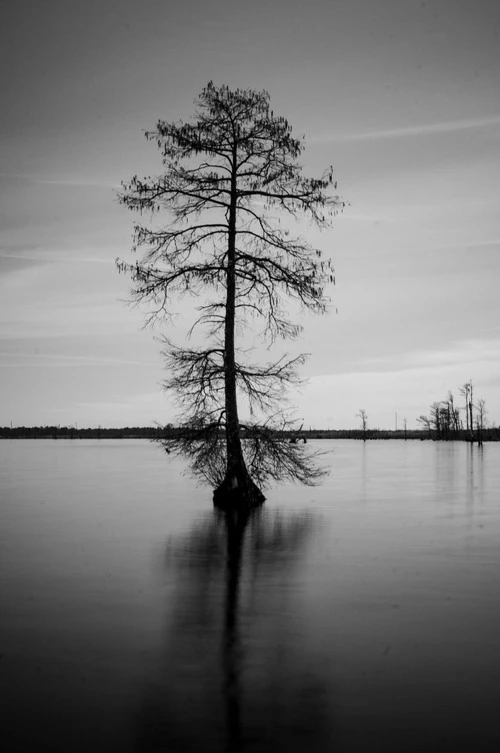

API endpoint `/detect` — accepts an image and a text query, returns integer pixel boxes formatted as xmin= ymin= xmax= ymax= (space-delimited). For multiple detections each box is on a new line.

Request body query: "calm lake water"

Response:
xmin=1 ymin=439 xmax=500 ymax=752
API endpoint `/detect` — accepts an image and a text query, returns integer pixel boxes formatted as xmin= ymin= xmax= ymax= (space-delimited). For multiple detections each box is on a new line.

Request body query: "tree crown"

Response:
xmin=118 ymin=82 xmax=342 ymax=337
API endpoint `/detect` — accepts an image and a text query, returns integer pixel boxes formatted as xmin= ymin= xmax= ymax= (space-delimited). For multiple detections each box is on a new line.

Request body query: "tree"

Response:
xmin=459 ymin=380 xmax=473 ymax=437
xmin=417 ymin=381 xmax=491 ymax=443
xmin=445 ymin=391 xmax=461 ymax=433
xmin=357 ymin=409 xmax=368 ymax=440
xmin=475 ymin=398 xmax=487 ymax=446
xmin=117 ymin=83 xmax=342 ymax=507
xmin=417 ymin=414 xmax=431 ymax=435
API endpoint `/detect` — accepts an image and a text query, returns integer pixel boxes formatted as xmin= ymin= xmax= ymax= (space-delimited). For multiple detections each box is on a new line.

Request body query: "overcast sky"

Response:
xmin=1 ymin=0 xmax=499 ymax=429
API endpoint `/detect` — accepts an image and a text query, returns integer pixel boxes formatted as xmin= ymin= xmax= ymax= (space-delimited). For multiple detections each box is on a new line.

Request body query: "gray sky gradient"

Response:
xmin=1 ymin=0 xmax=500 ymax=429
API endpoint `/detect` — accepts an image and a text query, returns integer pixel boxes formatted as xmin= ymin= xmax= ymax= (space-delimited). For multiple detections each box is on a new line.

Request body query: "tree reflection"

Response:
xmin=134 ymin=505 xmax=335 ymax=752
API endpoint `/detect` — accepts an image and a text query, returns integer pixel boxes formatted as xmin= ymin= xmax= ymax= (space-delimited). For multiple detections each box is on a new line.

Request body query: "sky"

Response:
xmin=1 ymin=0 xmax=500 ymax=430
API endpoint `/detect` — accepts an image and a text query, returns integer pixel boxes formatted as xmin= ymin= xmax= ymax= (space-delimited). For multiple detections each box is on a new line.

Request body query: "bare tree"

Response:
xmin=468 ymin=380 xmax=475 ymax=442
xmin=357 ymin=409 xmax=368 ymax=440
xmin=418 ymin=381 xmax=490 ymax=443
xmin=475 ymin=398 xmax=487 ymax=447
xmin=417 ymin=414 xmax=431 ymax=437
xmin=430 ymin=401 xmax=443 ymax=438
xmin=459 ymin=380 xmax=474 ymax=437
xmin=445 ymin=391 xmax=461 ymax=433
xmin=117 ymin=83 xmax=342 ymax=507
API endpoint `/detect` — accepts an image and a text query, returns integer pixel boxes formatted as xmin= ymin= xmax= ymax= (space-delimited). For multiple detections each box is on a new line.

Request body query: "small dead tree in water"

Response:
xmin=117 ymin=83 xmax=342 ymax=507
xmin=460 ymin=380 xmax=474 ymax=438
xmin=357 ymin=409 xmax=368 ymax=441
xmin=445 ymin=391 xmax=461 ymax=433
xmin=475 ymin=398 xmax=487 ymax=447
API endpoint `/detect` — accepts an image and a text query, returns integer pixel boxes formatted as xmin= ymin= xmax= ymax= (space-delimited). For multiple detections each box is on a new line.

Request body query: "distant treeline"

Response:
xmin=2 ymin=425 xmax=500 ymax=441
xmin=0 ymin=426 xmax=163 ymax=440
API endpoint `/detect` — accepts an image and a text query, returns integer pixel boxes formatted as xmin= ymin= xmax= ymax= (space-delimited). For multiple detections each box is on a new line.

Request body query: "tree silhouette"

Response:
xmin=118 ymin=83 xmax=342 ymax=506
xmin=476 ymin=397 xmax=487 ymax=447
xmin=357 ymin=409 xmax=368 ymax=440
xmin=460 ymin=380 xmax=474 ymax=439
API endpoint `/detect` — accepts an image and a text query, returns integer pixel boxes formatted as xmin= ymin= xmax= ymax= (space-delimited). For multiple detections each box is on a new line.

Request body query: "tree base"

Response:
xmin=213 ymin=474 xmax=265 ymax=510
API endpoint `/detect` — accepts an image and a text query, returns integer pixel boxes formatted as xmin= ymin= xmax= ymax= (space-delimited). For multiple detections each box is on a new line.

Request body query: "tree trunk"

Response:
xmin=469 ymin=384 xmax=474 ymax=444
xmin=213 ymin=146 xmax=265 ymax=509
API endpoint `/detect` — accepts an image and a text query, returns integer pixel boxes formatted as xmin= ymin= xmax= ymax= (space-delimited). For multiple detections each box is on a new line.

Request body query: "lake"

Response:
xmin=1 ymin=439 xmax=499 ymax=751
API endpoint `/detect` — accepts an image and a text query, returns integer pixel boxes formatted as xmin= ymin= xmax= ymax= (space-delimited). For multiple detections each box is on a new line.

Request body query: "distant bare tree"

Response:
xmin=468 ymin=380 xmax=474 ymax=441
xmin=429 ymin=401 xmax=443 ymax=438
xmin=418 ymin=381 xmax=489 ymax=443
xmin=357 ymin=409 xmax=368 ymax=440
xmin=475 ymin=398 xmax=487 ymax=446
xmin=445 ymin=391 xmax=461 ymax=433
xmin=417 ymin=414 xmax=432 ymax=437
xmin=419 ymin=400 xmax=454 ymax=439
xmin=459 ymin=380 xmax=474 ymax=438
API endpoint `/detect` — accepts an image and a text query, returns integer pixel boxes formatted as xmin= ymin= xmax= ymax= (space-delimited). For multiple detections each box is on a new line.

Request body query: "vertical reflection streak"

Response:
xmin=221 ymin=509 xmax=247 ymax=752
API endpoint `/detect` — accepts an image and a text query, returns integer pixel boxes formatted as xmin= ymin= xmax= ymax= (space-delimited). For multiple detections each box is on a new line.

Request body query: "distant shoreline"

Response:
xmin=1 ymin=426 xmax=499 ymax=442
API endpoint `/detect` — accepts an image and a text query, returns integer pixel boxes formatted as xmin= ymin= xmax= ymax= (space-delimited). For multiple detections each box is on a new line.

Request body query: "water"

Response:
xmin=1 ymin=439 xmax=500 ymax=751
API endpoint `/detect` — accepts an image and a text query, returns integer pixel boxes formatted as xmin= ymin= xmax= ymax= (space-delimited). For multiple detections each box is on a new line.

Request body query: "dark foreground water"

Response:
xmin=1 ymin=439 xmax=500 ymax=752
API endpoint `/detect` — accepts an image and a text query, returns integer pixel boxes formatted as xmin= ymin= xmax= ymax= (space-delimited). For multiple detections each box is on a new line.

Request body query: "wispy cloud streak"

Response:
xmin=316 ymin=114 xmax=500 ymax=143
xmin=0 ymin=173 xmax=119 ymax=188
xmin=0 ymin=252 xmax=111 ymax=266
xmin=0 ymin=352 xmax=155 ymax=367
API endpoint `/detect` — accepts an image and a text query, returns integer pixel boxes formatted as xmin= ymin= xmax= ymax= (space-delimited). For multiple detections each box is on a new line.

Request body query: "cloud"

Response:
xmin=332 ymin=338 xmax=500 ymax=380
xmin=0 ymin=254 xmax=49 ymax=275
xmin=0 ymin=173 xmax=119 ymax=188
xmin=0 ymin=352 xmax=156 ymax=368
xmin=73 ymin=390 xmax=165 ymax=411
xmin=402 ymin=339 xmax=500 ymax=371
xmin=316 ymin=113 xmax=500 ymax=143
xmin=0 ymin=251 xmax=111 ymax=266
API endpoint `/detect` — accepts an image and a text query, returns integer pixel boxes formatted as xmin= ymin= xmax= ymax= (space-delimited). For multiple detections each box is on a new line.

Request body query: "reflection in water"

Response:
xmin=222 ymin=508 xmax=246 ymax=752
xmin=135 ymin=507 xmax=333 ymax=752
xmin=3 ymin=441 xmax=500 ymax=752
xmin=465 ymin=442 xmax=484 ymax=506
xmin=433 ymin=441 xmax=486 ymax=515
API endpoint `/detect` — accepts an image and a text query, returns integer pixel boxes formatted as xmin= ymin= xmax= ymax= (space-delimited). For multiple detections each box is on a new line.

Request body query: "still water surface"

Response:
xmin=1 ymin=439 xmax=500 ymax=751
